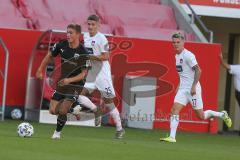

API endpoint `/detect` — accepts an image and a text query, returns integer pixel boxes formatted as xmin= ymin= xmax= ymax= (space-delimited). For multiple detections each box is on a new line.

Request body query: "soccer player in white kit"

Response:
xmin=220 ymin=53 xmax=240 ymax=136
xmin=76 ymin=15 xmax=125 ymax=139
xmin=160 ymin=32 xmax=232 ymax=143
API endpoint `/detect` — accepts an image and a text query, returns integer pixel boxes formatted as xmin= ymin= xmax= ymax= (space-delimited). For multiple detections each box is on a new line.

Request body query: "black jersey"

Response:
xmin=50 ymin=40 xmax=90 ymax=95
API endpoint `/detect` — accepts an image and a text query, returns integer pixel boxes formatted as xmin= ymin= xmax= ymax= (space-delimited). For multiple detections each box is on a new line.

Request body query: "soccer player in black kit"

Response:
xmin=36 ymin=23 xmax=90 ymax=139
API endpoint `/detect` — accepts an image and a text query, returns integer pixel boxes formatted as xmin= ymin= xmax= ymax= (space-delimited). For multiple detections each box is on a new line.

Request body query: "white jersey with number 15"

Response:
xmin=83 ymin=32 xmax=111 ymax=79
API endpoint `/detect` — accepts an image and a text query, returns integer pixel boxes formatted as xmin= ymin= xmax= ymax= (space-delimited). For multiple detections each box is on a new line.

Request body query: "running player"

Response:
xmin=220 ymin=53 xmax=240 ymax=136
xmin=220 ymin=53 xmax=240 ymax=108
xmin=160 ymin=32 xmax=232 ymax=143
xmin=76 ymin=14 xmax=125 ymax=139
xmin=36 ymin=23 xmax=90 ymax=139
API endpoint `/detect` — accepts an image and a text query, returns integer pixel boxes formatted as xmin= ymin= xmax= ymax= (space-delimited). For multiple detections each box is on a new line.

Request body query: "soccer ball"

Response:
xmin=11 ymin=108 xmax=22 ymax=119
xmin=17 ymin=122 xmax=34 ymax=137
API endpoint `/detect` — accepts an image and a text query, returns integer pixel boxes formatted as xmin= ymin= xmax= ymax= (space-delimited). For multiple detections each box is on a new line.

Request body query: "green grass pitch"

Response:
xmin=0 ymin=120 xmax=239 ymax=160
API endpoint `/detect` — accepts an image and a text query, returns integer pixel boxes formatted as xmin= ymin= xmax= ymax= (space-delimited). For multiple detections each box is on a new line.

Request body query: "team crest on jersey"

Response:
xmin=180 ymin=59 xmax=183 ymax=63
xmin=74 ymin=53 xmax=80 ymax=59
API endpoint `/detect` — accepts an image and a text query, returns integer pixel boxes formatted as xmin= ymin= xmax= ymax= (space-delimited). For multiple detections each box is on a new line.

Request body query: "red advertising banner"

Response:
xmin=0 ymin=28 xmax=221 ymax=133
xmin=179 ymin=0 xmax=240 ymax=9
xmin=109 ymin=37 xmax=221 ymax=133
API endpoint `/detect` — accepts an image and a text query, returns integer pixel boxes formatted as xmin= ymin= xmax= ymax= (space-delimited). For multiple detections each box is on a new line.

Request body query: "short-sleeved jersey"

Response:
xmin=175 ymin=49 xmax=200 ymax=89
xmin=50 ymin=40 xmax=90 ymax=93
xmin=83 ymin=32 xmax=111 ymax=80
xmin=229 ymin=65 xmax=240 ymax=92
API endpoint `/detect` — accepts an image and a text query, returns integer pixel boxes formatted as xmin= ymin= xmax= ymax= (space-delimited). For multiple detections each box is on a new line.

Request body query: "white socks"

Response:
xmin=204 ymin=110 xmax=224 ymax=120
xmin=170 ymin=115 xmax=179 ymax=139
xmin=109 ymin=107 xmax=123 ymax=131
xmin=169 ymin=110 xmax=224 ymax=139
xmin=78 ymin=96 xmax=122 ymax=131
xmin=78 ymin=95 xmax=97 ymax=112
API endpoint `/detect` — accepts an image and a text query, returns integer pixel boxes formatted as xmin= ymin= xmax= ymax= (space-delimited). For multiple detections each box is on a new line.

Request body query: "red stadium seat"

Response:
xmin=115 ymin=25 xmax=187 ymax=41
xmin=11 ymin=0 xmax=51 ymax=19
xmin=184 ymin=32 xmax=196 ymax=41
xmin=43 ymin=0 xmax=93 ymax=23
xmin=0 ymin=1 xmax=27 ymax=29
xmin=10 ymin=0 xmax=94 ymax=30
xmin=91 ymin=0 xmax=177 ymax=29
xmin=33 ymin=18 xmax=69 ymax=30
xmin=109 ymin=0 xmax=161 ymax=4
xmin=0 ymin=0 xmax=195 ymax=41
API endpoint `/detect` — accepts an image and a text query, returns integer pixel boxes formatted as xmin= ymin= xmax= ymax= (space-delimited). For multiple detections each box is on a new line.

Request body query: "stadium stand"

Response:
xmin=92 ymin=0 xmax=177 ymax=29
xmin=115 ymin=25 xmax=183 ymax=41
xmin=0 ymin=0 xmax=195 ymax=41
xmin=0 ymin=1 xmax=28 ymax=29
xmin=109 ymin=0 xmax=161 ymax=4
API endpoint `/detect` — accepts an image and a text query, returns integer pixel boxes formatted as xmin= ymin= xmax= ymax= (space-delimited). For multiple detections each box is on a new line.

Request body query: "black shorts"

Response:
xmin=52 ymin=83 xmax=83 ymax=101
xmin=51 ymin=91 xmax=78 ymax=101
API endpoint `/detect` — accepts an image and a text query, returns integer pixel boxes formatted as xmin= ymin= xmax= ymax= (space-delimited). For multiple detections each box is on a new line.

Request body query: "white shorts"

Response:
xmin=174 ymin=86 xmax=203 ymax=110
xmin=84 ymin=77 xmax=116 ymax=99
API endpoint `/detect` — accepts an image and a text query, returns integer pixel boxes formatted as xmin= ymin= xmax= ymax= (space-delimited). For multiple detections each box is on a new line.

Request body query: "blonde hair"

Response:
xmin=172 ymin=32 xmax=184 ymax=40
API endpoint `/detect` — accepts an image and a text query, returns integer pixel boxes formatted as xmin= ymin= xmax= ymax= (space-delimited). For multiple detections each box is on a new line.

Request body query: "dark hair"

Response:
xmin=172 ymin=32 xmax=184 ymax=40
xmin=67 ymin=23 xmax=81 ymax=33
xmin=87 ymin=14 xmax=100 ymax=22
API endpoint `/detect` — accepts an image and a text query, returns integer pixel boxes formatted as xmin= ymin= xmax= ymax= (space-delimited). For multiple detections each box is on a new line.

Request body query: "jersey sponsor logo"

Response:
xmin=176 ymin=65 xmax=183 ymax=72
xmin=74 ymin=53 xmax=80 ymax=59
xmin=91 ymin=41 xmax=95 ymax=46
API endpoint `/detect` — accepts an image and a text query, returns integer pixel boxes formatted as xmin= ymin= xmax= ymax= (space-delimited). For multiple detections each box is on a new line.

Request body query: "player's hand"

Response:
xmin=88 ymin=55 xmax=96 ymax=60
xmin=58 ymin=78 xmax=71 ymax=86
xmin=190 ymin=85 xmax=196 ymax=96
xmin=88 ymin=55 xmax=101 ymax=61
xmin=219 ymin=52 xmax=223 ymax=59
xmin=36 ymin=69 xmax=43 ymax=80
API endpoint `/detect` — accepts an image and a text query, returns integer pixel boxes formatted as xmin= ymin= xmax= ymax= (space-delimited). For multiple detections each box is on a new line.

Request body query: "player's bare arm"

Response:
xmin=36 ymin=52 xmax=53 ymax=79
xmin=191 ymin=64 xmax=201 ymax=96
xmin=89 ymin=52 xmax=109 ymax=61
xmin=58 ymin=69 xmax=88 ymax=86
xmin=219 ymin=53 xmax=230 ymax=70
